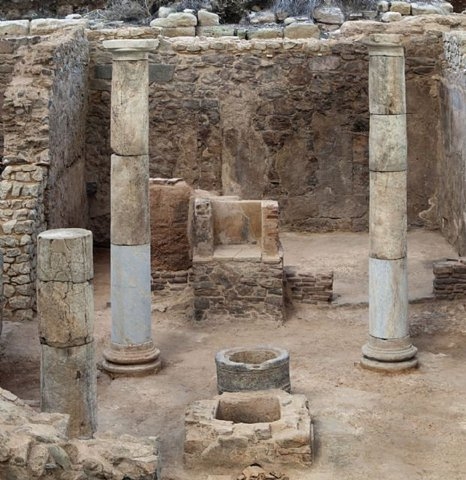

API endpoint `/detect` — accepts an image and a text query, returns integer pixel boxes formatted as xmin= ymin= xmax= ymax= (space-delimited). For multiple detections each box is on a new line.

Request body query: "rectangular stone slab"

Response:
xmin=41 ymin=342 xmax=97 ymax=439
xmin=369 ymin=257 xmax=408 ymax=339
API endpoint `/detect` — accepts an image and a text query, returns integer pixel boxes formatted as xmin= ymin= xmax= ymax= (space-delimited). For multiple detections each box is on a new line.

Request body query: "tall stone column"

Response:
xmin=361 ymin=34 xmax=418 ymax=371
xmin=102 ymin=39 xmax=161 ymax=375
xmin=37 ymin=229 xmax=96 ymax=438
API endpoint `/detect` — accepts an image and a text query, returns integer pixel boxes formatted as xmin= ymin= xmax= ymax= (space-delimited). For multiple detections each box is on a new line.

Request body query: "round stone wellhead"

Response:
xmin=215 ymin=346 xmax=291 ymax=394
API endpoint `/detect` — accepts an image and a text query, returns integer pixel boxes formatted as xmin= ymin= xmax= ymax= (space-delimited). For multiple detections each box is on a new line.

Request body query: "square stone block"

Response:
xmin=184 ymin=390 xmax=313 ymax=468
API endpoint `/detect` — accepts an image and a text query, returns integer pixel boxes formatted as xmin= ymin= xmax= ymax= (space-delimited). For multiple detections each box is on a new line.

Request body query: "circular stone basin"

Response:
xmin=215 ymin=346 xmax=291 ymax=394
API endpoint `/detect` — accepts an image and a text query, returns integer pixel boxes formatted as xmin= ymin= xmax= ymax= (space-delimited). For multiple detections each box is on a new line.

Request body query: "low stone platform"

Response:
xmin=184 ymin=390 xmax=313 ymax=469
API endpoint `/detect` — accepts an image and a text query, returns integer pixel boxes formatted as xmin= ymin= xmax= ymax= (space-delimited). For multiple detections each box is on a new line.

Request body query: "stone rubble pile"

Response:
xmin=0 ymin=1 xmax=455 ymax=39
xmin=236 ymin=464 xmax=290 ymax=480
xmin=0 ymin=387 xmax=160 ymax=480
xmin=207 ymin=464 xmax=291 ymax=479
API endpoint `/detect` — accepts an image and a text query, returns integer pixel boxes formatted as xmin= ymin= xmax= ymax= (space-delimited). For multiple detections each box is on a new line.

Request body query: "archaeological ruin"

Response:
xmin=1 ymin=0 xmax=466 ymax=478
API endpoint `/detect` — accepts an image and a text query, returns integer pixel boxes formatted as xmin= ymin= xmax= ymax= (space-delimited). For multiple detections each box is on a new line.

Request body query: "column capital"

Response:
xmin=365 ymin=34 xmax=404 ymax=57
xmin=103 ymin=39 xmax=158 ymax=60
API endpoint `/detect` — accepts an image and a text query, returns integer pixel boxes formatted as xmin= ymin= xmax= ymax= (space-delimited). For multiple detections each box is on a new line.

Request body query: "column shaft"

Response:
xmin=37 ymin=228 xmax=96 ymax=438
xmin=362 ymin=34 xmax=417 ymax=372
xmin=102 ymin=39 xmax=161 ymax=376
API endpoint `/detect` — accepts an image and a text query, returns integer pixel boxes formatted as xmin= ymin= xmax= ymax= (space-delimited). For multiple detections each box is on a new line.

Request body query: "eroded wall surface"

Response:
xmin=439 ymin=31 xmax=466 ymax=255
xmin=86 ymin=22 xmax=445 ymax=245
xmin=0 ymin=0 xmax=105 ymax=19
xmin=1 ymin=17 xmax=463 ymax=320
xmin=1 ymin=28 xmax=89 ymax=321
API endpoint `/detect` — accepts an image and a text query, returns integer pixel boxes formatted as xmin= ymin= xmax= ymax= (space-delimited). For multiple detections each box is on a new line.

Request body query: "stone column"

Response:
xmin=37 ymin=229 xmax=96 ymax=438
xmin=101 ymin=39 xmax=161 ymax=375
xmin=361 ymin=34 xmax=418 ymax=371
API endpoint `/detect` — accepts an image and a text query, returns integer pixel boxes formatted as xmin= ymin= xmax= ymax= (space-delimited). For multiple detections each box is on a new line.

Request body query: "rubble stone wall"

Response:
xmin=0 ymin=1 xmax=106 ymax=20
xmin=439 ymin=32 xmax=466 ymax=255
xmin=0 ymin=37 xmax=36 ymax=163
xmin=191 ymin=258 xmax=285 ymax=321
xmin=1 ymin=28 xmax=89 ymax=321
xmin=86 ymin=25 xmax=445 ymax=245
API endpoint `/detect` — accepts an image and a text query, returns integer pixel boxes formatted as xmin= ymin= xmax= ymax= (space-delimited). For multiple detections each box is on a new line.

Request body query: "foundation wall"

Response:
xmin=439 ymin=32 xmax=466 ymax=255
xmin=1 ymin=28 xmax=89 ymax=321
xmin=86 ymin=24 xmax=445 ymax=245
xmin=191 ymin=258 xmax=284 ymax=321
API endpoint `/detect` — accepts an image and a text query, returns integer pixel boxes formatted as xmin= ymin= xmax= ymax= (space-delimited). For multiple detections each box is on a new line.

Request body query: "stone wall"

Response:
xmin=439 ymin=32 xmax=466 ymax=255
xmin=0 ymin=1 xmax=106 ymax=19
xmin=433 ymin=258 xmax=466 ymax=299
xmin=86 ymin=20 xmax=448 ymax=245
xmin=1 ymin=28 xmax=89 ymax=321
xmin=0 ymin=37 xmax=38 ymax=164
xmin=191 ymin=258 xmax=285 ymax=321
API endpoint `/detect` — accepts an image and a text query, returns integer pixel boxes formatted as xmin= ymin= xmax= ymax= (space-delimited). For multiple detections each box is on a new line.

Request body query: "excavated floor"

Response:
xmin=1 ymin=230 xmax=465 ymax=479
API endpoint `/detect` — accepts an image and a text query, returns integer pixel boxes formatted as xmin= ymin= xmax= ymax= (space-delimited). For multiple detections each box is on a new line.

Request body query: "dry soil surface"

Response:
xmin=1 ymin=231 xmax=465 ymax=480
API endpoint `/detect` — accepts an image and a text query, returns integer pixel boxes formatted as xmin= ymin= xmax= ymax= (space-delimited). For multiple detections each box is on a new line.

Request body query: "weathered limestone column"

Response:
xmin=102 ymin=39 xmax=161 ymax=375
xmin=37 ymin=229 xmax=96 ymax=438
xmin=361 ymin=34 xmax=418 ymax=371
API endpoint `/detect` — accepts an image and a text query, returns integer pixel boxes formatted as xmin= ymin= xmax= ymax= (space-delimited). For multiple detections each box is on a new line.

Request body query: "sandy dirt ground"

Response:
xmin=1 ymin=230 xmax=465 ymax=480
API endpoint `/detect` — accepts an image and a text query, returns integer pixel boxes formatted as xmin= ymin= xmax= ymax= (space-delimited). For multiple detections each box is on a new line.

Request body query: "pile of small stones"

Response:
xmin=235 ymin=465 xmax=290 ymax=480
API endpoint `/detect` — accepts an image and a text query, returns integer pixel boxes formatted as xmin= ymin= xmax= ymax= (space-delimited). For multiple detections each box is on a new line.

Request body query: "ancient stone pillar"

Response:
xmin=37 ymin=229 xmax=96 ymax=438
xmin=361 ymin=34 xmax=418 ymax=371
xmin=102 ymin=39 xmax=161 ymax=375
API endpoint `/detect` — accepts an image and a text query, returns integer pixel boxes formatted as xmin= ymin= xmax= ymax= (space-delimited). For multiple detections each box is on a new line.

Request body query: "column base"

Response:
xmin=361 ymin=336 xmax=418 ymax=372
xmin=102 ymin=341 xmax=161 ymax=376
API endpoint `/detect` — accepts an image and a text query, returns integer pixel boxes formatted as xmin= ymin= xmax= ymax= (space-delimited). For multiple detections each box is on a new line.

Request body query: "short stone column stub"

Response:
xmin=362 ymin=34 xmax=417 ymax=372
xmin=37 ymin=228 xmax=97 ymax=438
xmin=102 ymin=39 xmax=161 ymax=376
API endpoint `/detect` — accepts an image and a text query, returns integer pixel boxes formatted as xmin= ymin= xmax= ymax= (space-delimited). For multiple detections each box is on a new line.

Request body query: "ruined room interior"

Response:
xmin=0 ymin=0 xmax=466 ymax=478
